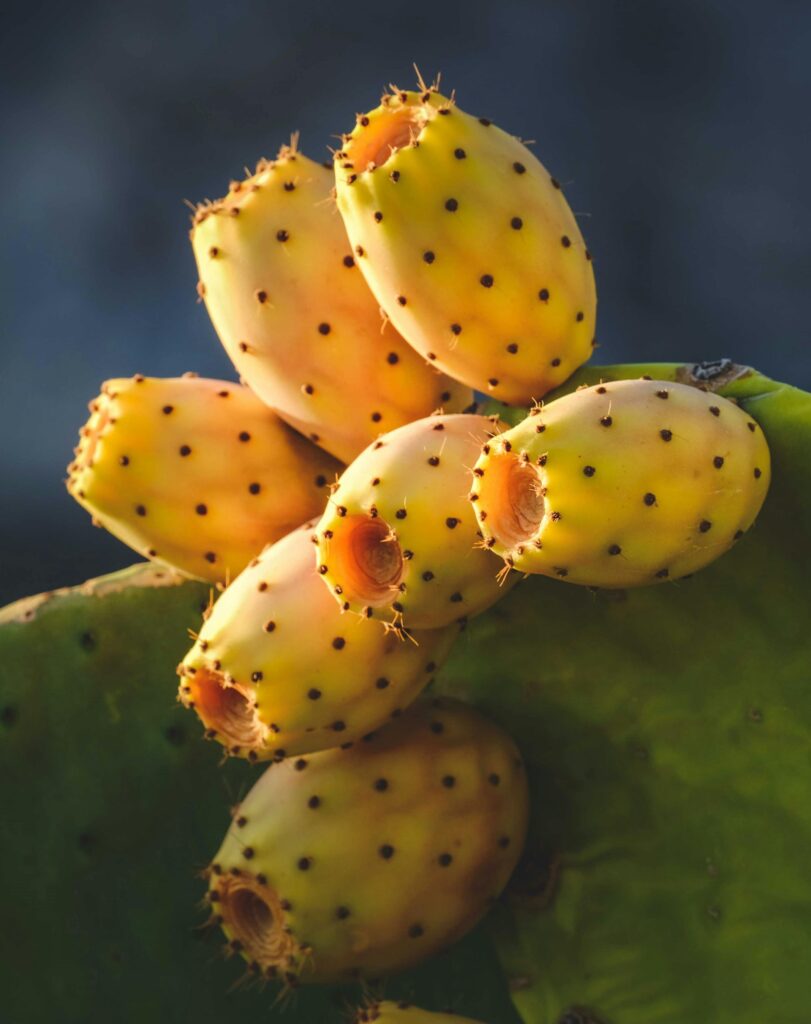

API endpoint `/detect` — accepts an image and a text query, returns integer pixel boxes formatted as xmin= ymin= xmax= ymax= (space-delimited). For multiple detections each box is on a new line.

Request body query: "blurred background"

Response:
xmin=2 ymin=0 xmax=809 ymax=604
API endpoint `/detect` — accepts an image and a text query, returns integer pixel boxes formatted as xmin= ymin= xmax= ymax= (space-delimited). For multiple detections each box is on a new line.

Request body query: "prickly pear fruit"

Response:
xmin=315 ymin=413 xmax=515 ymax=629
xmin=190 ymin=142 xmax=473 ymax=463
xmin=67 ymin=375 xmax=340 ymax=584
xmin=205 ymin=697 xmax=528 ymax=984
xmin=178 ymin=523 xmax=458 ymax=759
xmin=471 ymin=378 xmax=771 ymax=586
xmin=355 ymin=1002 xmax=485 ymax=1023
xmin=333 ymin=86 xmax=596 ymax=405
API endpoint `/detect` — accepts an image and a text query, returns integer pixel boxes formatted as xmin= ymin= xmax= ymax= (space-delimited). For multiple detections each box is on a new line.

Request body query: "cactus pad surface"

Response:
xmin=441 ymin=363 xmax=811 ymax=1023
xmin=4 ymin=362 xmax=808 ymax=1023
xmin=0 ymin=563 xmax=519 ymax=1023
xmin=357 ymin=1001 xmax=486 ymax=1022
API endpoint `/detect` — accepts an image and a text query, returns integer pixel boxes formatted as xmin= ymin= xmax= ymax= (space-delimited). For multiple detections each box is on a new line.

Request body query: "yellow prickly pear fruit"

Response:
xmin=205 ymin=698 xmax=528 ymax=984
xmin=66 ymin=375 xmax=340 ymax=584
xmin=334 ymin=86 xmax=596 ymax=405
xmin=190 ymin=142 xmax=473 ymax=463
xmin=355 ymin=1002 xmax=486 ymax=1023
xmin=178 ymin=523 xmax=458 ymax=760
xmin=471 ymin=378 xmax=771 ymax=586
xmin=315 ymin=413 xmax=516 ymax=629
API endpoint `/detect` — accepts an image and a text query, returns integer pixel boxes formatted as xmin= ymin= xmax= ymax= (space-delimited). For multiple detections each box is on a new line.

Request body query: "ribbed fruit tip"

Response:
xmin=476 ymin=451 xmax=545 ymax=550
xmin=212 ymin=873 xmax=301 ymax=976
xmin=180 ymin=665 xmax=266 ymax=754
xmin=191 ymin=144 xmax=294 ymax=229
xmin=340 ymin=90 xmax=447 ymax=174
xmin=326 ymin=515 xmax=404 ymax=607
xmin=66 ymin=386 xmax=114 ymax=489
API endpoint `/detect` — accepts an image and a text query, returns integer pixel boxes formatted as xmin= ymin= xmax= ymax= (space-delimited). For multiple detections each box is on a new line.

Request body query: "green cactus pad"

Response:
xmin=3 ymin=361 xmax=807 ymax=1023
xmin=441 ymin=362 xmax=809 ymax=1023
xmin=0 ymin=564 xmax=519 ymax=1023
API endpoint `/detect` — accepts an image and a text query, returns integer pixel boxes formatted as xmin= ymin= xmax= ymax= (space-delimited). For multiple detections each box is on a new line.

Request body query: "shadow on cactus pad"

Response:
xmin=442 ymin=363 xmax=808 ymax=1023
xmin=0 ymin=569 xmax=519 ymax=1023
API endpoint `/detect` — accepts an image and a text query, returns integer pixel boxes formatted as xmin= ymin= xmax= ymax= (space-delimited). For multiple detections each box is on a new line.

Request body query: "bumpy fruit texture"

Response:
xmin=356 ymin=1001 xmax=485 ymax=1023
xmin=472 ymin=378 xmax=771 ymax=587
xmin=315 ymin=414 xmax=515 ymax=629
xmin=178 ymin=523 xmax=458 ymax=759
xmin=334 ymin=87 xmax=596 ymax=405
xmin=206 ymin=697 xmax=528 ymax=984
xmin=67 ymin=375 xmax=340 ymax=584
xmin=190 ymin=144 xmax=473 ymax=463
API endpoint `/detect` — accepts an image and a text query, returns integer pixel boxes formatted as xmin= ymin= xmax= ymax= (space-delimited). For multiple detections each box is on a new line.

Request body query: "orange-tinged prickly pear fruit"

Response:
xmin=66 ymin=375 xmax=340 ymax=584
xmin=334 ymin=86 xmax=596 ymax=405
xmin=178 ymin=523 xmax=458 ymax=759
xmin=205 ymin=698 xmax=528 ymax=984
xmin=315 ymin=413 xmax=516 ymax=629
xmin=190 ymin=142 xmax=473 ymax=463
xmin=472 ymin=378 xmax=771 ymax=586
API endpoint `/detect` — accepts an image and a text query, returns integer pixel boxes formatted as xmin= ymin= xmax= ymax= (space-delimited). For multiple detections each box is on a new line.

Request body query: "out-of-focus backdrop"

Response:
xmin=2 ymin=0 xmax=809 ymax=603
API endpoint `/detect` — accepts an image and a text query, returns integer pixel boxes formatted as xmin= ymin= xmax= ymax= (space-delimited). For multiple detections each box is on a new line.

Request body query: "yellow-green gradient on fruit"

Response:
xmin=190 ymin=144 xmax=472 ymax=463
xmin=316 ymin=413 xmax=515 ymax=629
xmin=66 ymin=375 xmax=340 ymax=584
xmin=472 ymin=378 xmax=771 ymax=586
xmin=355 ymin=1001 xmax=486 ymax=1023
xmin=334 ymin=88 xmax=596 ymax=405
xmin=179 ymin=524 xmax=458 ymax=759
xmin=206 ymin=698 xmax=528 ymax=983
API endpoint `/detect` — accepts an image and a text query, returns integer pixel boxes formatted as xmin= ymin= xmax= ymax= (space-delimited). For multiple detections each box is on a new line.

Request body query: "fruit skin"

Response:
xmin=178 ymin=523 xmax=458 ymax=760
xmin=472 ymin=378 xmax=771 ymax=587
xmin=355 ymin=1001 xmax=485 ymax=1023
xmin=66 ymin=374 xmax=340 ymax=584
xmin=190 ymin=143 xmax=473 ymax=463
xmin=206 ymin=697 xmax=528 ymax=984
xmin=334 ymin=87 xmax=596 ymax=405
xmin=315 ymin=413 xmax=516 ymax=629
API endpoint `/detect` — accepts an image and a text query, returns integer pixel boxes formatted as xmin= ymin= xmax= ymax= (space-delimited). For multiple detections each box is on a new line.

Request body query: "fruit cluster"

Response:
xmin=67 ymin=76 xmax=770 ymax=1019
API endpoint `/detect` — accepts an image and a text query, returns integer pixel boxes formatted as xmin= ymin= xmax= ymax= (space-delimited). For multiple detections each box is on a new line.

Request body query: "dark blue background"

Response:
xmin=3 ymin=0 xmax=809 ymax=603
